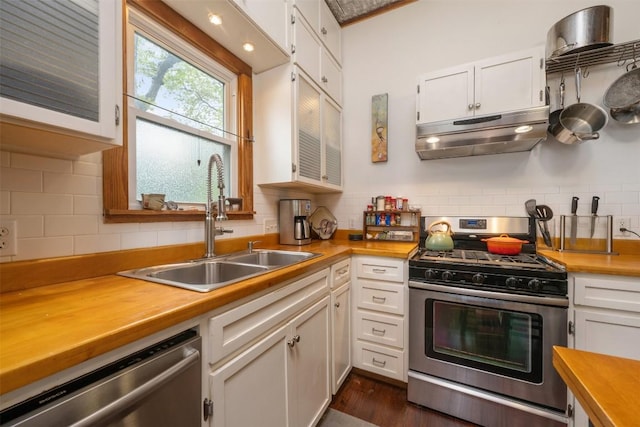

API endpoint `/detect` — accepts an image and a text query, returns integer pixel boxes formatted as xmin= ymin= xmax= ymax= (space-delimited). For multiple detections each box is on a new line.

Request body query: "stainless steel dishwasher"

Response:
xmin=0 ymin=329 xmax=201 ymax=426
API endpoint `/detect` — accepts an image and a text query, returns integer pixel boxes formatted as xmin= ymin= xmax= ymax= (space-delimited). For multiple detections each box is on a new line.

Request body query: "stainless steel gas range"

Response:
xmin=408 ymin=216 xmax=569 ymax=427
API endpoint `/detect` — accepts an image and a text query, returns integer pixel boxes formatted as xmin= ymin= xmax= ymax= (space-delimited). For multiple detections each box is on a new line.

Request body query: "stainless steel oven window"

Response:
xmin=426 ymin=299 xmax=543 ymax=383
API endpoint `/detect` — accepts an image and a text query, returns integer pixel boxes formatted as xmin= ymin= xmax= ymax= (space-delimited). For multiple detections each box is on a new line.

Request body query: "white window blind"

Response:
xmin=0 ymin=0 xmax=100 ymax=121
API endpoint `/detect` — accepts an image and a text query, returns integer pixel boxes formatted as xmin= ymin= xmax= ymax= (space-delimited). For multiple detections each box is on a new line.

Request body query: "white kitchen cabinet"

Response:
xmin=293 ymin=0 xmax=341 ymax=63
xmin=209 ymin=296 xmax=330 ymax=427
xmin=230 ymin=0 xmax=289 ymax=53
xmin=291 ymin=8 xmax=342 ymax=105
xmin=207 ymin=267 xmax=333 ymax=427
xmin=416 ymin=46 xmax=545 ymax=124
xmin=330 ymin=258 xmax=351 ymax=394
xmin=352 ymin=255 xmax=408 ymax=381
xmin=0 ymin=0 xmax=122 ymax=158
xmin=569 ymin=273 xmax=640 ymax=427
xmin=254 ymin=65 xmax=342 ymax=192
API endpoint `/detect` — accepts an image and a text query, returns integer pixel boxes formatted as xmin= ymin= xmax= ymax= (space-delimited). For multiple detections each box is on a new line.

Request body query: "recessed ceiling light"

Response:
xmin=208 ymin=13 xmax=222 ymax=25
xmin=426 ymin=136 xmax=440 ymax=143
xmin=242 ymin=42 xmax=255 ymax=52
xmin=515 ymin=125 xmax=533 ymax=134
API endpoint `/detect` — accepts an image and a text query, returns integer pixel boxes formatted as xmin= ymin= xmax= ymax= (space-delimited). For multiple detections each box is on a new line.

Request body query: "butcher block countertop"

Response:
xmin=539 ymin=244 xmax=640 ymax=277
xmin=0 ymin=238 xmax=417 ymax=395
xmin=553 ymin=346 xmax=640 ymax=427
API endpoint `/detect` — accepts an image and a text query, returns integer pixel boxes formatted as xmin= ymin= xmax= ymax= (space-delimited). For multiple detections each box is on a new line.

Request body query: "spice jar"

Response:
xmin=376 ymin=195 xmax=385 ymax=211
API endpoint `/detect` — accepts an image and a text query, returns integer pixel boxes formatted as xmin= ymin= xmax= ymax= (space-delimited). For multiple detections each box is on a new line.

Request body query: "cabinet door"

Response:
xmin=322 ymin=96 xmax=342 ymax=188
xmin=475 ymin=47 xmax=544 ymax=116
xmin=231 ymin=0 xmax=288 ymax=52
xmin=288 ymin=296 xmax=331 ymax=427
xmin=292 ymin=10 xmax=321 ymax=84
xmin=320 ymin=1 xmax=341 ymax=63
xmin=331 ymin=282 xmax=351 ymax=394
xmin=0 ymin=0 xmax=121 ymax=152
xmin=417 ymin=64 xmax=474 ymax=123
xmin=210 ymin=324 xmax=289 ymax=427
xmin=293 ymin=0 xmax=320 ymax=34
xmin=321 ymin=50 xmax=342 ymax=105
xmin=295 ymin=71 xmax=322 ymax=184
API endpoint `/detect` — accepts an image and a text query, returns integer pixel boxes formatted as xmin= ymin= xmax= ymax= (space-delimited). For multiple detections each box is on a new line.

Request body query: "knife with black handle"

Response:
xmin=570 ymin=196 xmax=579 ymax=246
xmin=590 ymin=196 xmax=599 ymax=238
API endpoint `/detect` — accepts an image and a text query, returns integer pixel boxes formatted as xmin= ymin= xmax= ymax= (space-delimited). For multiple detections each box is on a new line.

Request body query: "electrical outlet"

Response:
xmin=0 ymin=220 xmax=17 ymax=256
xmin=264 ymin=218 xmax=278 ymax=234
xmin=617 ymin=217 xmax=631 ymax=236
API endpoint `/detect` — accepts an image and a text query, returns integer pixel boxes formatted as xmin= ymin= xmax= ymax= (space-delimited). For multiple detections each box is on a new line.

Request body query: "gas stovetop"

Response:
xmin=410 ymin=216 xmax=567 ymax=297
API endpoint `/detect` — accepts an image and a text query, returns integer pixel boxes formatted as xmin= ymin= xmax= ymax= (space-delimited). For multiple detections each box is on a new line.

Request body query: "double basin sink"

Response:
xmin=118 ymin=249 xmax=321 ymax=292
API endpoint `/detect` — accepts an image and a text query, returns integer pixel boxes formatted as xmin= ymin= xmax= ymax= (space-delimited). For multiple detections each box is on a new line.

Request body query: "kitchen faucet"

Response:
xmin=204 ymin=153 xmax=232 ymax=258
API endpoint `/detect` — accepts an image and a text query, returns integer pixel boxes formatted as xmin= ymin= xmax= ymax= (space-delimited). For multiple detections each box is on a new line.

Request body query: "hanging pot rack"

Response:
xmin=546 ymin=39 xmax=640 ymax=75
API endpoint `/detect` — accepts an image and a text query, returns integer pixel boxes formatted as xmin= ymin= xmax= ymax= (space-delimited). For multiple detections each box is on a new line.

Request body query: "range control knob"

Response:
xmin=441 ymin=271 xmax=454 ymax=281
xmin=471 ymin=273 xmax=485 ymax=285
xmin=528 ymin=279 xmax=542 ymax=291
xmin=505 ymin=277 xmax=519 ymax=288
xmin=424 ymin=269 xmax=438 ymax=280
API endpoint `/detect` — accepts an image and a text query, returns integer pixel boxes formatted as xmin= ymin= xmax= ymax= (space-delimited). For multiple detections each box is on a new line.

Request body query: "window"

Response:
xmin=127 ymin=13 xmax=235 ymax=207
xmin=103 ymin=1 xmax=253 ymax=222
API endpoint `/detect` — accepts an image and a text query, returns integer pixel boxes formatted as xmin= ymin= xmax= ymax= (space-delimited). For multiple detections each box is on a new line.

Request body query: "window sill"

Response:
xmin=104 ymin=209 xmax=254 ymax=223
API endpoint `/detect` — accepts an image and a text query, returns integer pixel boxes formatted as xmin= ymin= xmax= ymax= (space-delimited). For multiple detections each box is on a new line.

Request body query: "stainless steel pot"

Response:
xmin=550 ymin=103 xmax=609 ymax=144
xmin=546 ymin=5 xmax=613 ymax=58
xmin=603 ymin=66 xmax=640 ymax=124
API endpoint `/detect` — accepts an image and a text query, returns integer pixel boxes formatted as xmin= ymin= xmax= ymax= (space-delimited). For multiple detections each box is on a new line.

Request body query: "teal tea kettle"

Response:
xmin=425 ymin=220 xmax=454 ymax=251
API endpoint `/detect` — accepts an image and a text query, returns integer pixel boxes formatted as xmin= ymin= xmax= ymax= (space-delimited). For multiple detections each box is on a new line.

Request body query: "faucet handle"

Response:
xmin=248 ymin=240 xmax=262 ymax=252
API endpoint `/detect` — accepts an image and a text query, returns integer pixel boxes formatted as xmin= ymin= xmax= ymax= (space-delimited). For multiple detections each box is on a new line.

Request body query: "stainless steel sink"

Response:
xmin=224 ymin=249 xmax=318 ymax=266
xmin=118 ymin=249 xmax=321 ymax=292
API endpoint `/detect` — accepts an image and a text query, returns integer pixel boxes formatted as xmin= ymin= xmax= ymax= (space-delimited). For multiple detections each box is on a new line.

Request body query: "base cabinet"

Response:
xmin=351 ymin=255 xmax=408 ymax=381
xmin=330 ymin=258 xmax=351 ymax=394
xmin=570 ymin=273 xmax=640 ymax=427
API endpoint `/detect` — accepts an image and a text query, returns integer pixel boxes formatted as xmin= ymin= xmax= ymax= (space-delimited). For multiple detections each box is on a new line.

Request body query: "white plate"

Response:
xmin=309 ymin=206 xmax=337 ymax=239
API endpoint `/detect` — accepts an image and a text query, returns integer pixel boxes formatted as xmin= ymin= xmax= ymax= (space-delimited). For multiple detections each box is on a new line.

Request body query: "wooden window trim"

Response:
xmin=103 ymin=0 xmax=253 ymax=223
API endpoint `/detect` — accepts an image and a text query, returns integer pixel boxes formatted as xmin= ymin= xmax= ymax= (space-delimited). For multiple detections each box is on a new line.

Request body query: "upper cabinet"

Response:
xmin=294 ymin=0 xmax=341 ymax=63
xmin=230 ymin=0 xmax=289 ymax=53
xmin=417 ymin=47 xmax=545 ymax=124
xmin=0 ymin=0 xmax=122 ymax=158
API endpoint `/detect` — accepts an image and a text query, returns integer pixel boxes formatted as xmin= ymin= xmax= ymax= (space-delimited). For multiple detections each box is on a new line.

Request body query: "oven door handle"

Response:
xmin=408 ymin=281 xmax=568 ymax=307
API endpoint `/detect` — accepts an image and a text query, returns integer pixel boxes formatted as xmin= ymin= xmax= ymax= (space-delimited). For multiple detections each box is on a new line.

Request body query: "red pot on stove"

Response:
xmin=481 ymin=234 xmax=528 ymax=255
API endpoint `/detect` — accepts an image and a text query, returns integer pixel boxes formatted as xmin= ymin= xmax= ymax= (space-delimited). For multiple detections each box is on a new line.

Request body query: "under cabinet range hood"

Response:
xmin=415 ymin=106 xmax=550 ymax=160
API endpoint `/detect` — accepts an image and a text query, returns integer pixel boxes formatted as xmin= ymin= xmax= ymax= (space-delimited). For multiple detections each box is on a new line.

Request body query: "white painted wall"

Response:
xmin=317 ymin=0 xmax=640 ymax=240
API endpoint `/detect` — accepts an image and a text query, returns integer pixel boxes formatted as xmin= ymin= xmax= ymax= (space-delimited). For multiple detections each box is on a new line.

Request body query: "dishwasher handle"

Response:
xmin=70 ymin=347 xmax=200 ymax=427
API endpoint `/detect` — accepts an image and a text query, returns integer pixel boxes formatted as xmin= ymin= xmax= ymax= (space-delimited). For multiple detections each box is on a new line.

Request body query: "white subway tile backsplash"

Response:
xmin=10 ymin=153 xmax=72 ymax=173
xmin=73 ymin=160 xmax=102 ymax=177
xmin=121 ymin=231 xmax=158 ymax=250
xmin=11 ymin=192 xmax=73 ymax=215
xmin=0 ymin=191 xmax=10 ymax=215
xmin=75 ymin=234 xmax=121 ymax=255
xmin=0 ymin=167 xmax=42 ymax=192
xmin=44 ymin=172 xmax=98 ymax=195
xmin=15 ymin=216 xmax=44 ymax=238
xmin=74 ymin=195 xmax=102 ymax=215
xmin=45 ymin=215 xmax=98 ymax=236
xmin=157 ymin=229 xmax=191 ymax=246
xmin=14 ymin=237 xmax=73 ymax=261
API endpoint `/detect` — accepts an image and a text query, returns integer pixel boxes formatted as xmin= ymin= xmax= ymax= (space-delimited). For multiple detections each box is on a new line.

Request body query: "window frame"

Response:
xmin=103 ymin=0 xmax=253 ymax=223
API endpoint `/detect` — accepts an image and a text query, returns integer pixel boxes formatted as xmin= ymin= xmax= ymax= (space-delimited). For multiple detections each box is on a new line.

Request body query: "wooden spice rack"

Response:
xmin=362 ymin=210 xmax=421 ymax=242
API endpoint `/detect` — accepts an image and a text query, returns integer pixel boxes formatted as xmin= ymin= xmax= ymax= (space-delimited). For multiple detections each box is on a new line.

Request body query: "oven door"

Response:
xmin=409 ymin=282 xmax=568 ymax=412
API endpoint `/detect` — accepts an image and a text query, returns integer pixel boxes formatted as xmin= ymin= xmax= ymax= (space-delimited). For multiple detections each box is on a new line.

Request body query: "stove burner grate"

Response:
xmin=417 ymin=249 xmax=546 ymax=269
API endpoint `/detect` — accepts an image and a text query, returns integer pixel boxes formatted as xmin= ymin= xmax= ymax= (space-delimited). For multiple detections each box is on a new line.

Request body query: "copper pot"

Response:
xmin=481 ymin=234 xmax=528 ymax=255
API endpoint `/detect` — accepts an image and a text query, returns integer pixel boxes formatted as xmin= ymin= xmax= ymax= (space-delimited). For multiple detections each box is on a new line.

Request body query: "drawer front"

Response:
xmin=355 ymin=310 xmax=404 ymax=348
xmin=353 ymin=341 xmax=404 ymax=381
xmin=208 ymin=268 xmax=329 ymax=364
xmin=574 ymin=274 xmax=640 ymax=313
xmin=331 ymin=258 xmax=351 ymax=289
xmin=356 ymin=279 xmax=404 ymax=315
xmin=355 ymin=256 xmax=406 ymax=283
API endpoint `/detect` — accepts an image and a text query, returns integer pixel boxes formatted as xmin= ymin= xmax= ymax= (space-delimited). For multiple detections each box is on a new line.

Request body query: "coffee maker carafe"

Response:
xmin=279 ymin=199 xmax=311 ymax=245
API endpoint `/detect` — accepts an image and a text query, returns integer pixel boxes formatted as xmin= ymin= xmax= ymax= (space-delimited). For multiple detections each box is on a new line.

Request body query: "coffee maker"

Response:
xmin=279 ymin=199 xmax=311 ymax=245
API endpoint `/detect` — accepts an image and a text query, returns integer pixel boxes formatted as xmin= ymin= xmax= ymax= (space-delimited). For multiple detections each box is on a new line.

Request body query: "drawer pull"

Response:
xmin=372 ymin=296 xmax=387 ymax=303
xmin=372 ymin=358 xmax=387 ymax=367
xmin=335 ymin=302 xmax=341 ymax=308
xmin=372 ymin=327 xmax=386 ymax=336
xmin=372 ymin=268 xmax=387 ymax=274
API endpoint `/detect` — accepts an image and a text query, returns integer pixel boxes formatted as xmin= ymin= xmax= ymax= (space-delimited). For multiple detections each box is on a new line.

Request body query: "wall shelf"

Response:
xmin=363 ymin=210 xmax=421 ymax=242
xmin=545 ymin=39 xmax=639 ymax=75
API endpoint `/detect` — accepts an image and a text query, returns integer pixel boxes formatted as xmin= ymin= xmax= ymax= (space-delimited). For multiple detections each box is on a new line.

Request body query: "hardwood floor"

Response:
xmin=329 ymin=372 xmax=478 ymax=427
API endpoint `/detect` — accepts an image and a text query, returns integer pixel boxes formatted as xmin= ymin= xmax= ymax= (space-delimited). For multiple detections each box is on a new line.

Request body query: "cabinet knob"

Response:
xmin=334 ymin=302 xmax=340 ymax=308
xmin=321 ymin=27 xmax=327 ymax=35
xmin=468 ymin=104 xmax=474 ymax=110
xmin=287 ymin=335 xmax=300 ymax=348
xmin=475 ymin=102 xmax=481 ymax=109
xmin=321 ymin=76 xmax=328 ymax=83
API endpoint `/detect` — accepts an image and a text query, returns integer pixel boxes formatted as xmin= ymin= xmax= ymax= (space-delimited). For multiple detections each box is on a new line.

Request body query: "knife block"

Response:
xmin=559 ymin=215 xmax=616 ymax=254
